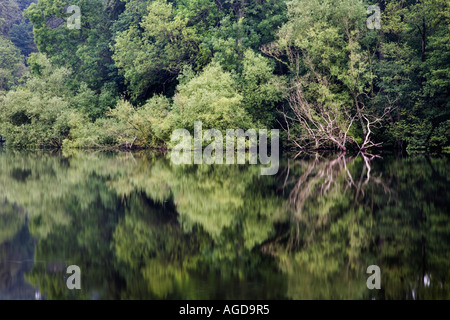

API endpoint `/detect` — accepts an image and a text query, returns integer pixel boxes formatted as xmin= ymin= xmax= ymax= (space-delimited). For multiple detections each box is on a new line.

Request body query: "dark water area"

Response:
xmin=0 ymin=149 xmax=449 ymax=300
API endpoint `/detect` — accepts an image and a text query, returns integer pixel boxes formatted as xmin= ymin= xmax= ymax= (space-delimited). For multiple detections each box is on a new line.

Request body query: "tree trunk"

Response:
xmin=354 ymin=95 xmax=367 ymax=135
xmin=421 ymin=17 xmax=427 ymax=62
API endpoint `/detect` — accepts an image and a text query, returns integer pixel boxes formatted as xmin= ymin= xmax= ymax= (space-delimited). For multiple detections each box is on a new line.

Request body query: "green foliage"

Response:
xmin=0 ymin=54 xmax=119 ymax=148
xmin=0 ymin=0 xmax=449 ymax=301
xmin=0 ymin=55 xmax=73 ymax=148
xmin=170 ymin=61 xmax=251 ymax=133
xmin=268 ymin=0 xmax=379 ymax=147
xmin=239 ymin=49 xmax=286 ymax=128
xmin=72 ymin=82 xmax=119 ymax=120
xmin=0 ymin=37 xmax=27 ymax=91
xmin=8 ymin=18 xmax=37 ymax=57
xmin=65 ymin=97 xmax=169 ymax=149
xmin=25 ymin=0 xmax=121 ymax=90
xmin=374 ymin=0 xmax=450 ymax=151
xmin=0 ymin=0 xmax=448 ymax=151
xmin=64 ymin=50 xmax=285 ymax=150
xmin=112 ymin=0 xmax=205 ymax=100
xmin=200 ymin=0 xmax=288 ymax=73
xmin=112 ymin=0 xmax=287 ymax=102
xmin=0 ymin=0 xmax=22 ymax=36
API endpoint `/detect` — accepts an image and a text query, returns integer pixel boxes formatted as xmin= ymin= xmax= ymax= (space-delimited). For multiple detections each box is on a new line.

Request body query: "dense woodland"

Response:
xmin=0 ymin=0 xmax=449 ymax=152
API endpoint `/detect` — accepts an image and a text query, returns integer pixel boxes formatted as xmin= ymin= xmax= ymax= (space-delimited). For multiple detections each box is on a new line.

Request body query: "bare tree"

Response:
xmin=283 ymin=153 xmax=392 ymax=224
xmin=280 ymin=81 xmax=359 ymax=152
xmin=261 ymin=7 xmax=392 ymax=154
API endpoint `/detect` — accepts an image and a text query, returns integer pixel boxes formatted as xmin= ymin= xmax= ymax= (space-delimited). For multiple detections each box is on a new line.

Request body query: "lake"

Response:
xmin=0 ymin=149 xmax=449 ymax=299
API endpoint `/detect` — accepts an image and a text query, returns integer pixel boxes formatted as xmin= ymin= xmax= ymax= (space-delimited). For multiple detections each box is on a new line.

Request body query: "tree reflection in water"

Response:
xmin=0 ymin=150 xmax=448 ymax=299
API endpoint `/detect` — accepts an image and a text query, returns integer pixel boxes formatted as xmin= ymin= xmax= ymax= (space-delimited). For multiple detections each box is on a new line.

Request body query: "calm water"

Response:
xmin=0 ymin=149 xmax=449 ymax=300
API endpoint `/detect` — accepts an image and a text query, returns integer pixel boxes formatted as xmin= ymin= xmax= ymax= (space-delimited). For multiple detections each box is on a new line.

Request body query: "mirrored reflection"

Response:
xmin=0 ymin=150 xmax=448 ymax=299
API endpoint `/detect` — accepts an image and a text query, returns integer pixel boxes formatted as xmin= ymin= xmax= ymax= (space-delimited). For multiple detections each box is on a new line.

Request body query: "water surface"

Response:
xmin=0 ymin=150 xmax=449 ymax=299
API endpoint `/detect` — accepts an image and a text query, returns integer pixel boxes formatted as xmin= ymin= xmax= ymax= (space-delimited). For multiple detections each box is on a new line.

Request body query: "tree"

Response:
xmin=8 ymin=18 xmax=37 ymax=57
xmin=376 ymin=0 xmax=450 ymax=151
xmin=263 ymin=0 xmax=385 ymax=151
xmin=239 ymin=49 xmax=286 ymax=128
xmin=0 ymin=0 xmax=22 ymax=36
xmin=169 ymin=61 xmax=252 ymax=134
xmin=201 ymin=0 xmax=288 ymax=73
xmin=112 ymin=0 xmax=206 ymax=101
xmin=0 ymin=36 xmax=26 ymax=91
xmin=0 ymin=54 xmax=74 ymax=148
xmin=25 ymin=0 xmax=122 ymax=90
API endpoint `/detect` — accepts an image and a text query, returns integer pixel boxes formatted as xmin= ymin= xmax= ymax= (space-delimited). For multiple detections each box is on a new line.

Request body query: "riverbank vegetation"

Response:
xmin=0 ymin=0 xmax=449 ymax=152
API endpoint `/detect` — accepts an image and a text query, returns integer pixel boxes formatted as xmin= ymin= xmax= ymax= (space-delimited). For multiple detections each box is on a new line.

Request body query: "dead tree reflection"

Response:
xmin=280 ymin=152 xmax=392 ymax=249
